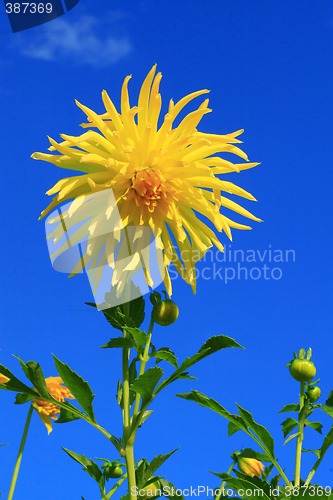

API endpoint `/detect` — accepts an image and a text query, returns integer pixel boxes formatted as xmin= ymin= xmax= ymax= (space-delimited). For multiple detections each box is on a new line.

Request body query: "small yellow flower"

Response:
xmin=238 ymin=457 xmax=264 ymax=477
xmin=33 ymin=377 xmax=74 ymax=434
xmin=32 ymin=66 xmax=261 ymax=295
xmin=0 ymin=373 xmax=10 ymax=384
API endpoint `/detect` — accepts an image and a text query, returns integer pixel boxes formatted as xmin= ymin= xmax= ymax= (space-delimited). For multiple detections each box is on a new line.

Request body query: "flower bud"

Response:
xmin=238 ymin=457 xmax=264 ymax=477
xmin=306 ymin=386 xmax=321 ymax=402
xmin=152 ymin=299 xmax=179 ymax=326
xmin=0 ymin=373 xmax=10 ymax=384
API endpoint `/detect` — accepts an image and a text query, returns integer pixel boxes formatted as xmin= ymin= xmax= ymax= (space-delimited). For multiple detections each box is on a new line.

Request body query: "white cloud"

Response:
xmin=14 ymin=15 xmax=131 ymax=67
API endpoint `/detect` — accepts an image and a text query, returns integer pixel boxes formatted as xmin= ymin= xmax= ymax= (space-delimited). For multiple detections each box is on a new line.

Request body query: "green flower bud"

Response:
xmin=101 ymin=460 xmax=123 ymax=479
xmin=289 ymin=359 xmax=316 ymax=382
xmin=152 ymin=300 xmax=179 ymax=326
xmin=307 ymin=386 xmax=321 ymax=402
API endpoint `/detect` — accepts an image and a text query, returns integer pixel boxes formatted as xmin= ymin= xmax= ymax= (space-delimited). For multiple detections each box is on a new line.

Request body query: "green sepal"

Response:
xmin=53 ymin=355 xmax=96 ymax=422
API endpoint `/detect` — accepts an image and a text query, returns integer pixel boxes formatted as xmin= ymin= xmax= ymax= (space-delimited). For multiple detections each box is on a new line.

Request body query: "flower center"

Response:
xmin=132 ymin=168 xmax=164 ymax=213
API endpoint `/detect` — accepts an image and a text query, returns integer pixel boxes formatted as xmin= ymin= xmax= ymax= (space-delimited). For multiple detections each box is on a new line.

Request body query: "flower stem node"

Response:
xmin=237 ymin=457 xmax=264 ymax=477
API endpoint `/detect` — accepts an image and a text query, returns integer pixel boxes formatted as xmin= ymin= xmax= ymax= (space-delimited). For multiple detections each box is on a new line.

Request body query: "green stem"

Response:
xmin=121 ymin=297 xmax=137 ymax=500
xmin=8 ymin=405 xmax=33 ymax=500
xmin=132 ymin=317 xmax=155 ymax=419
xmin=294 ymin=381 xmax=305 ymax=487
xmin=122 ymin=343 xmax=137 ymax=499
xmin=105 ymin=474 xmax=128 ymax=499
xmin=215 ymin=461 xmax=235 ymax=500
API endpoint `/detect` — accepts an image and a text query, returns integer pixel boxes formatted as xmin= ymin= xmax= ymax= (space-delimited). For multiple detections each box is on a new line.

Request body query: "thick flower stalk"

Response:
xmin=32 ymin=65 xmax=261 ymax=295
xmin=32 ymin=376 xmax=74 ymax=434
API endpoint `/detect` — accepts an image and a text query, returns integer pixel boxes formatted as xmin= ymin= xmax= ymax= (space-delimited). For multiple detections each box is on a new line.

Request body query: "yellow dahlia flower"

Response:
xmin=33 ymin=376 xmax=74 ymax=434
xmin=0 ymin=373 xmax=10 ymax=384
xmin=32 ymin=66 xmax=260 ymax=295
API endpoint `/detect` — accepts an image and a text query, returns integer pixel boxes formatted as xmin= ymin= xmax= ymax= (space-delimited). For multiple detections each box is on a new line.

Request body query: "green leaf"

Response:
xmin=279 ymin=404 xmax=299 ymax=413
xmin=212 ymin=473 xmax=271 ymax=500
xmin=139 ymin=410 xmax=153 ymax=427
xmin=53 ymin=356 xmax=95 ymax=422
xmin=63 ymin=447 xmax=94 ymax=468
xmin=321 ymin=405 xmax=333 ymax=419
xmin=159 ymin=479 xmax=184 ymax=498
xmin=0 ymin=363 xmax=39 ymax=397
xmin=88 ymin=294 xmax=146 ymax=332
xmin=239 ymin=448 xmax=270 ymax=463
xmin=124 ymin=327 xmax=147 ymax=348
xmin=305 ymin=420 xmax=323 ymax=434
xmin=55 ymin=407 xmax=81 ymax=424
xmin=283 ymin=431 xmax=300 ymax=446
xmin=63 ymin=448 xmax=103 ymax=487
xmin=305 ymin=426 xmax=333 ymax=480
xmin=25 ymin=361 xmax=50 ymax=398
xmin=152 ymin=348 xmax=178 ymax=368
xmin=302 ymin=448 xmax=321 ymax=459
xmin=101 ymin=337 xmax=135 ymax=349
xmin=281 ymin=417 xmax=298 ymax=438
xmin=228 ymin=419 xmax=243 ymax=437
xmin=177 ymin=391 xmax=247 ymax=434
xmin=15 ymin=393 xmax=35 ymax=405
xmin=236 ymin=404 xmax=275 ymax=457
xmin=326 ymin=390 xmax=333 ymax=406
xmin=136 ymin=449 xmax=178 ymax=489
xmin=157 ymin=335 xmax=243 ymax=393
xmin=130 ymin=367 xmax=163 ymax=405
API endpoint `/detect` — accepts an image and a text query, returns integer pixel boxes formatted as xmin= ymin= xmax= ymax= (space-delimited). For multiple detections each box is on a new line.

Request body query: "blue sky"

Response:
xmin=1 ymin=0 xmax=333 ymax=497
